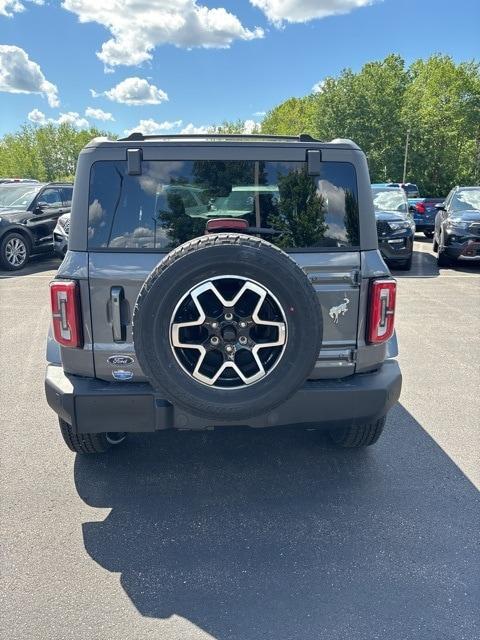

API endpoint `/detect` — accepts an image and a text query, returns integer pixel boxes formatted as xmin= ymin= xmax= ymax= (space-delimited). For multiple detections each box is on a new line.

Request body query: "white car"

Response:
xmin=53 ymin=213 xmax=70 ymax=257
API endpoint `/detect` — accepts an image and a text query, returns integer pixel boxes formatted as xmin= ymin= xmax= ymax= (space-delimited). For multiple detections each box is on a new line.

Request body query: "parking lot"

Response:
xmin=1 ymin=238 xmax=479 ymax=640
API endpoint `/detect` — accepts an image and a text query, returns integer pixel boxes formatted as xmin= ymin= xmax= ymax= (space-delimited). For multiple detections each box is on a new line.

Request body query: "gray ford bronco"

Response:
xmin=45 ymin=133 xmax=402 ymax=454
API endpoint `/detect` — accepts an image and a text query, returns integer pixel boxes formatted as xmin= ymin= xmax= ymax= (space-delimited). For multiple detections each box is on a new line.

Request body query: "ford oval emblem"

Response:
xmin=108 ymin=355 xmax=134 ymax=366
xmin=112 ymin=370 xmax=134 ymax=381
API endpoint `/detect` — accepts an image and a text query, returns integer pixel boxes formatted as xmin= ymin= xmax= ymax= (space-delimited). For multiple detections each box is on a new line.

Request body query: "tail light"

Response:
xmin=50 ymin=280 xmax=83 ymax=347
xmin=206 ymin=218 xmax=248 ymax=233
xmin=367 ymin=279 xmax=396 ymax=344
xmin=415 ymin=202 xmax=426 ymax=214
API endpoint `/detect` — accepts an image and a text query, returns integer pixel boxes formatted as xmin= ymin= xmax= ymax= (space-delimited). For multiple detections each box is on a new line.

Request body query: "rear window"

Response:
xmin=88 ymin=159 xmax=359 ymax=251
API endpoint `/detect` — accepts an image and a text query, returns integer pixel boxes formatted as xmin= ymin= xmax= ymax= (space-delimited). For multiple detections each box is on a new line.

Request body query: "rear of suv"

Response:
xmin=45 ymin=133 xmax=402 ymax=454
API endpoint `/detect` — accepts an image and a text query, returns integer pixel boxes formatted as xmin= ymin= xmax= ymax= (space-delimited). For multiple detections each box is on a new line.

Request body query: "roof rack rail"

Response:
xmin=118 ymin=132 xmax=321 ymax=143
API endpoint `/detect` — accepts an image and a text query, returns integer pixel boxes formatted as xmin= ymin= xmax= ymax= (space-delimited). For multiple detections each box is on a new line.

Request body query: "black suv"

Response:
xmin=0 ymin=181 xmax=73 ymax=270
xmin=45 ymin=133 xmax=402 ymax=454
xmin=433 ymin=186 xmax=480 ymax=266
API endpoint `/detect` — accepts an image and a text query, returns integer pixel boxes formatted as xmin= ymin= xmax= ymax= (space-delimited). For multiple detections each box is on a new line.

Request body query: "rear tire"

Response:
xmin=329 ymin=416 xmax=386 ymax=448
xmin=58 ymin=418 xmax=127 ymax=454
xmin=437 ymin=250 xmax=451 ymax=267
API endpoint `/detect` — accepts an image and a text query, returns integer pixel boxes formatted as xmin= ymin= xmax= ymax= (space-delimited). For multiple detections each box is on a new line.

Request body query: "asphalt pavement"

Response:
xmin=1 ymin=239 xmax=479 ymax=640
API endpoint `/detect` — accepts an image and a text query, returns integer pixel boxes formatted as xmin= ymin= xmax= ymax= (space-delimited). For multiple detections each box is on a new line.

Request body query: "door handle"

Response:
xmin=110 ymin=286 xmax=126 ymax=342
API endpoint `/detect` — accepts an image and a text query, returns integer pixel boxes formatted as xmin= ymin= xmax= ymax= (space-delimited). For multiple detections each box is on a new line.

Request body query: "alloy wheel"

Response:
xmin=170 ymin=276 xmax=288 ymax=388
xmin=5 ymin=237 xmax=27 ymax=268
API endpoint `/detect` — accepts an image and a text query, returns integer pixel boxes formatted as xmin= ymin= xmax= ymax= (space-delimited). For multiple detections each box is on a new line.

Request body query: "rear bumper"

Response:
xmin=45 ymin=361 xmax=402 ymax=433
xmin=413 ymin=216 xmax=435 ymax=231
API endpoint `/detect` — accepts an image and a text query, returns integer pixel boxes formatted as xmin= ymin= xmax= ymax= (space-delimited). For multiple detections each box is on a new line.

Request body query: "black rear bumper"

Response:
xmin=45 ymin=361 xmax=402 ymax=433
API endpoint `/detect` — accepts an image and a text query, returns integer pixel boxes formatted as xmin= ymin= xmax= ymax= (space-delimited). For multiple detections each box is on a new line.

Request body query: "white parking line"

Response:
xmin=0 ymin=273 xmax=55 ymax=280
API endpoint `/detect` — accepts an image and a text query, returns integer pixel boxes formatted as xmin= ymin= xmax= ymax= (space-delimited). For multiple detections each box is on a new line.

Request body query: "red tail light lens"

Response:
xmin=367 ymin=279 xmax=396 ymax=344
xmin=206 ymin=218 xmax=249 ymax=233
xmin=415 ymin=202 xmax=426 ymax=214
xmin=50 ymin=280 xmax=83 ymax=348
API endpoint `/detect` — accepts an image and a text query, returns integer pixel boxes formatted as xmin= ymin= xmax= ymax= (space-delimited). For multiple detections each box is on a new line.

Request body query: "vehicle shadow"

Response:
xmin=0 ymin=253 xmax=61 ymax=277
xmin=74 ymin=404 xmax=479 ymax=640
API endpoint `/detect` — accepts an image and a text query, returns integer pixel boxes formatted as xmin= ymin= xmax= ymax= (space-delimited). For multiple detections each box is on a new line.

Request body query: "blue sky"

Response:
xmin=0 ymin=0 xmax=479 ymax=137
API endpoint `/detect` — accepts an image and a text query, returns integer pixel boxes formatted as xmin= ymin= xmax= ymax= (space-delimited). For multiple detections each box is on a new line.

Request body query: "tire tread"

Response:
xmin=330 ymin=416 xmax=386 ymax=448
xmin=59 ymin=419 xmax=111 ymax=454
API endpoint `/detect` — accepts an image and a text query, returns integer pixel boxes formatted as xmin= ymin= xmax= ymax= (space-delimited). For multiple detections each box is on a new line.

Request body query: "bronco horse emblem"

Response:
xmin=329 ymin=297 xmax=350 ymax=324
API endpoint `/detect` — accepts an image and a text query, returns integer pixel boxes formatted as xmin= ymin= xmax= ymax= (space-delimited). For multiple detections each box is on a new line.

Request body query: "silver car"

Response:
xmin=53 ymin=213 xmax=70 ymax=257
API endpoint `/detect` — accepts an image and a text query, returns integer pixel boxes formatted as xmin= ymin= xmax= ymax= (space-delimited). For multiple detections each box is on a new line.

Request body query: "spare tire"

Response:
xmin=133 ymin=233 xmax=323 ymax=420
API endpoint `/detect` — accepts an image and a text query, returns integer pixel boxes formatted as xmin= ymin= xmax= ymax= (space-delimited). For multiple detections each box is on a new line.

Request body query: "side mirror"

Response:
xmin=435 ymin=203 xmax=445 ymax=211
xmin=33 ymin=202 xmax=48 ymax=213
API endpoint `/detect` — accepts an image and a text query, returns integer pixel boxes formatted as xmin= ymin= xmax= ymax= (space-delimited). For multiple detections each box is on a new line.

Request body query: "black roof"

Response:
xmin=118 ymin=132 xmax=321 ymax=143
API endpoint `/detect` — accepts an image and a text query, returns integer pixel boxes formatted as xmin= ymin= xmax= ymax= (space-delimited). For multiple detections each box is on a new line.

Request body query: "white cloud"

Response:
xmin=253 ymin=110 xmax=266 ymax=117
xmin=243 ymin=119 xmax=261 ymax=134
xmin=180 ymin=123 xmax=211 ymax=134
xmin=27 ymin=108 xmax=90 ymax=128
xmin=125 ymin=118 xmax=183 ymax=135
xmin=92 ymin=77 xmax=168 ymax=105
xmin=312 ymin=79 xmax=326 ymax=93
xmin=0 ymin=45 xmax=59 ymax=106
xmin=57 ymin=111 xmax=89 ymax=127
xmin=61 ymin=0 xmax=264 ymax=69
xmin=27 ymin=108 xmax=46 ymax=123
xmin=85 ymin=106 xmax=114 ymax=121
xmin=0 ymin=0 xmax=43 ymax=17
xmin=250 ymin=0 xmax=374 ymax=25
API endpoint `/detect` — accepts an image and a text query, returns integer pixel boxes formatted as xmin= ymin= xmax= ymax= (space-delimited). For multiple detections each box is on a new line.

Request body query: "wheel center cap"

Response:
xmin=222 ymin=325 xmax=237 ymax=342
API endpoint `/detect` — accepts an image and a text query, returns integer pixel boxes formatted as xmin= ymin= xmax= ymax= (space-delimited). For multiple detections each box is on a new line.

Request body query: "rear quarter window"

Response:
xmin=87 ymin=158 xmax=360 ymax=251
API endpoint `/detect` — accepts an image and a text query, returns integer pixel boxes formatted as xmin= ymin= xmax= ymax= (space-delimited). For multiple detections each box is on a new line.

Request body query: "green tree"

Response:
xmin=401 ymin=55 xmax=480 ymax=195
xmin=262 ymin=54 xmax=480 ymax=195
xmin=310 ymin=55 xmax=409 ymax=181
xmin=212 ymin=119 xmax=260 ymax=134
xmin=0 ymin=123 xmax=113 ymax=181
xmin=262 ymin=96 xmax=316 ymax=136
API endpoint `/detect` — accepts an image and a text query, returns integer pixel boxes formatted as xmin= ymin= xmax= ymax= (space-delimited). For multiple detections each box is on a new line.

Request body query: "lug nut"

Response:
xmin=210 ymin=336 xmax=220 ymax=345
xmin=239 ymin=336 xmax=247 ymax=345
xmin=224 ymin=312 xmax=233 ymax=321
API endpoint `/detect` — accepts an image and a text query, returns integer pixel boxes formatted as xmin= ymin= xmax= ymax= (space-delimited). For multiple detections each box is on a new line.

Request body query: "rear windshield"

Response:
xmin=88 ymin=159 xmax=359 ymax=251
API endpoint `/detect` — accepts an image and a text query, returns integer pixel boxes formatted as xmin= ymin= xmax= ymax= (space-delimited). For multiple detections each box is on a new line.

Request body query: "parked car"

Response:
xmin=0 ymin=178 xmax=40 ymax=184
xmin=408 ymin=197 xmax=444 ymax=238
xmin=45 ymin=132 xmax=401 ymax=455
xmin=433 ymin=186 xmax=480 ymax=267
xmin=0 ymin=181 xmax=73 ymax=270
xmin=374 ymin=182 xmax=420 ymax=198
xmin=372 ymin=184 xmax=414 ymax=270
xmin=53 ymin=213 xmax=70 ymax=257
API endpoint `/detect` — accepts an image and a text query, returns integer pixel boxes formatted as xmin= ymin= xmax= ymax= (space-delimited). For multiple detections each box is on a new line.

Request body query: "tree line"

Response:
xmin=1 ymin=54 xmax=479 ymax=196
xmin=261 ymin=54 xmax=480 ymax=196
